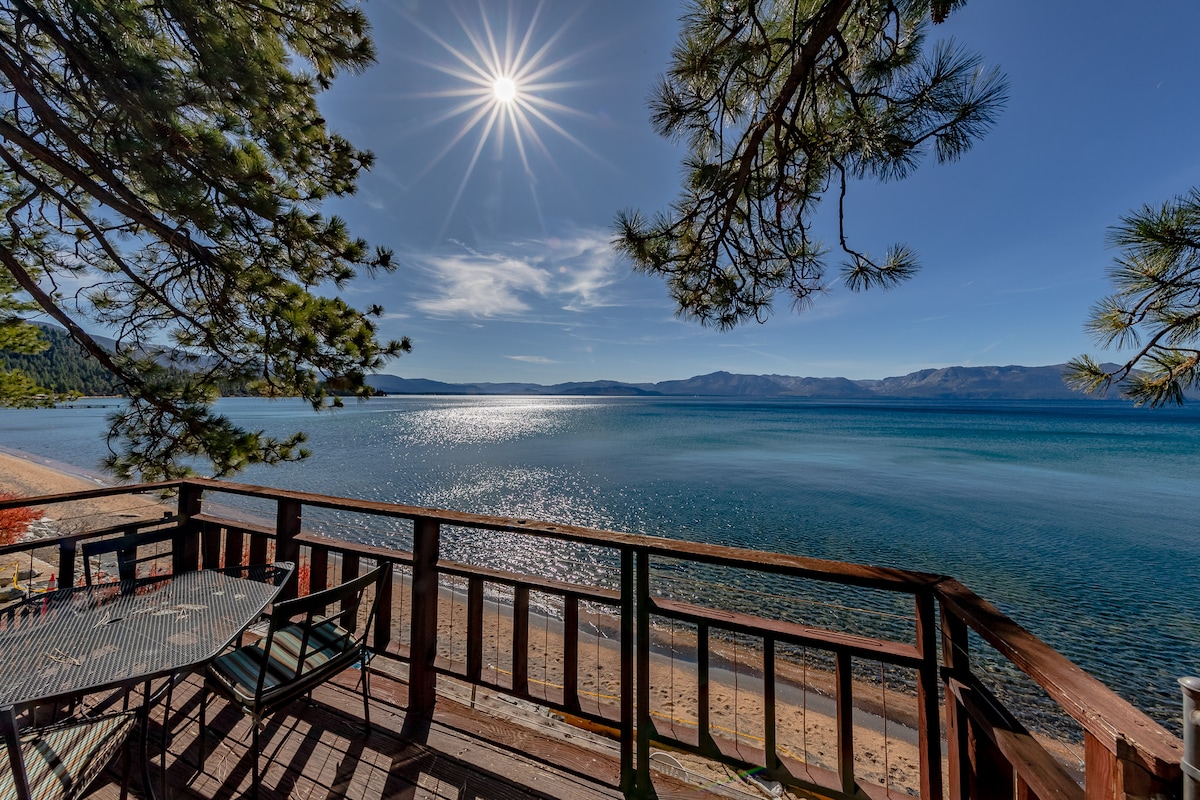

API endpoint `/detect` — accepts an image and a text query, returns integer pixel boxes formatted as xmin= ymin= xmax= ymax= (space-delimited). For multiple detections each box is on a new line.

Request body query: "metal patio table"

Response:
xmin=0 ymin=561 xmax=294 ymax=797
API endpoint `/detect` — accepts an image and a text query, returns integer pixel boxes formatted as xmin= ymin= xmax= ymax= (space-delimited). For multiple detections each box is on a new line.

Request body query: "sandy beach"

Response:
xmin=0 ymin=447 xmax=168 ymax=532
xmin=0 ymin=448 xmax=169 ymax=590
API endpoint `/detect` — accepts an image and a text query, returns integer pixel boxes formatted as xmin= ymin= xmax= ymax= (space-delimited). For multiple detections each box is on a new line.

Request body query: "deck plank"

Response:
xmin=82 ymin=669 xmax=728 ymax=800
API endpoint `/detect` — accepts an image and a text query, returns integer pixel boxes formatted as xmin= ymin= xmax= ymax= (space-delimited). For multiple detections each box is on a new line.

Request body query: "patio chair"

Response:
xmin=199 ymin=563 xmax=387 ymax=796
xmin=0 ymin=703 xmax=140 ymax=800
xmin=81 ymin=527 xmax=181 ymax=586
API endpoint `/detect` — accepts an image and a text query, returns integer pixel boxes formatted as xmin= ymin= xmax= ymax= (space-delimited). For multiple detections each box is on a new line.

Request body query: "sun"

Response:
xmin=405 ymin=2 xmax=603 ymax=238
xmin=493 ymin=76 xmax=518 ymax=103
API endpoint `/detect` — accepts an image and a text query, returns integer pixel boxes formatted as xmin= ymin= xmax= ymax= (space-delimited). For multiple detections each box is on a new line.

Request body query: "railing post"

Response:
xmin=408 ymin=518 xmax=441 ymax=717
xmin=200 ymin=517 xmax=222 ymax=568
xmin=619 ymin=546 xmax=636 ymax=796
xmin=764 ymin=637 xmax=778 ymax=772
xmin=466 ymin=577 xmax=484 ymax=684
xmin=57 ymin=539 xmax=76 ymax=588
xmin=698 ymin=621 xmax=712 ymax=752
xmin=1085 ymin=728 xmax=1181 ymax=800
xmin=310 ymin=546 xmax=329 ymax=593
xmin=175 ymin=481 xmax=204 ymax=574
xmin=274 ymin=498 xmax=302 ymax=601
xmin=563 ymin=595 xmax=579 ymax=711
xmin=941 ymin=602 xmax=971 ymax=800
xmin=176 ymin=481 xmax=204 ymax=520
xmin=635 ymin=547 xmax=651 ymax=796
xmin=836 ymin=651 xmax=855 ymax=795
xmin=512 ymin=586 xmax=530 ymax=695
xmin=225 ymin=527 xmax=245 ymax=568
xmin=340 ymin=552 xmax=361 ymax=625
xmin=916 ymin=589 xmax=944 ymax=800
xmin=373 ymin=563 xmax=393 ymax=653
xmin=1183 ymin=677 xmax=1200 ymax=800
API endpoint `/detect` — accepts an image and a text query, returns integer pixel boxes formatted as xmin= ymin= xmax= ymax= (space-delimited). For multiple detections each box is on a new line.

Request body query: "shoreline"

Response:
xmin=0 ymin=444 xmax=116 ymax=492
xmin=0 ymin=446 xmax=167 ymax=537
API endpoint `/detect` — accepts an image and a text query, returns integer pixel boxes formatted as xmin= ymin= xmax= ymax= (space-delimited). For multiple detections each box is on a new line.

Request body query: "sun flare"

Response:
xmin=493 ymin=76 xmax=518 ymax=103
xmin=406 ymin=2 xmax=603 ymax=237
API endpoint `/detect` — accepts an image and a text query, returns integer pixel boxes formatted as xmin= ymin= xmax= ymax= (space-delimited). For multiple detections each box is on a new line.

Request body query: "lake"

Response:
xmin=1 ymin=395 xmax=1196 ymax=731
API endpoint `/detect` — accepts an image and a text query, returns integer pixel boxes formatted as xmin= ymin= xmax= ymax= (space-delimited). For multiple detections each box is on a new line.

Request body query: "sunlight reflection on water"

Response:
xmin=392 ymin=399 xmax=596 ymax=448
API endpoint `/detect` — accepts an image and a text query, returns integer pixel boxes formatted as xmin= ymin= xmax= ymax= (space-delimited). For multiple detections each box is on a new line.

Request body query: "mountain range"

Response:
xmin=365 ymin=364 xmax=1130 ymax=401
xmin=6 ymin=322 xmax=1135 ymax=401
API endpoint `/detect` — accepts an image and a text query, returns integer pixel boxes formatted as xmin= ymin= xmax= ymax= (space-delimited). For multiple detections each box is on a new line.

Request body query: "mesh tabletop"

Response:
xmin=0 ymin=563 xmax=293 ymax=707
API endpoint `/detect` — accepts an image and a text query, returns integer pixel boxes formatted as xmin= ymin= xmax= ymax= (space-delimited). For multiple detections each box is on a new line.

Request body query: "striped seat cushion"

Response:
xmin=209 ymin=620 xmax=355 ymax=702
xmin=0 ymin=711 xmax=137 ymax=800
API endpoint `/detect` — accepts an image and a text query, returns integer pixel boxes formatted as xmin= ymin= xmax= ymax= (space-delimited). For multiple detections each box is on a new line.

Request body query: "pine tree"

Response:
xmin=0 ymin=267 xmax=53 ymax=406
xmin=0 ymin=0 xmax=410 ymax=479
xmin=1068 ymin=188 xmax=1200 ymax=406
xmin=614 ymin=0 xmax=1006 ymax=329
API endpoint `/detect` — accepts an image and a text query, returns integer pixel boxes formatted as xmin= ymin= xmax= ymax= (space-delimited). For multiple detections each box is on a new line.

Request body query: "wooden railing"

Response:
xmin=0 ymin=480 xmax=1183 ymax=799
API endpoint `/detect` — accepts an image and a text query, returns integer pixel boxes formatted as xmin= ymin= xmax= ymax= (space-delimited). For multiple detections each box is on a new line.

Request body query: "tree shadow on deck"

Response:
xmin=124 ymin=673 xmax=602 ymax=800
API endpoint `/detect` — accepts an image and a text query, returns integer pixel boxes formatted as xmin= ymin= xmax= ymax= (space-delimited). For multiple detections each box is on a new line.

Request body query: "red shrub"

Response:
xmin=0 ymin=493 xmax=42 ymax=547
xmin=296 ymin=560 xmax=311 ymax=597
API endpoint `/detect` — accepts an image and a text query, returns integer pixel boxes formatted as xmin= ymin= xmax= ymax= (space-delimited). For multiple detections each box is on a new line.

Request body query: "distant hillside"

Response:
xmin=366 ymin=375 xmax=664 ymax=396
xmin=366 ymin=365 xmax=1131 ymax=401
xmin=859 ymin=365 xmax=1087 ymax=399
xmin=367 ymin=376 xmax=487 ymax=395
xmin=0 ymin=324 xmax=123 ymax=396
xmin=1 ymin=322 xmax=256 ymax=397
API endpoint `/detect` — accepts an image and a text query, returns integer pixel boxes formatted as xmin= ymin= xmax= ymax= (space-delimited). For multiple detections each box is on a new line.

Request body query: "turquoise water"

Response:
xmin=1 ymin=396 xmax=1197 ymax=731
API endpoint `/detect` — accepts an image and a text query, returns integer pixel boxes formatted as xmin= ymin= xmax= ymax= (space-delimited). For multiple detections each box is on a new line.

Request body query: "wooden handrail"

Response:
xmin=0 ymin=481 xmax=180 ymax=510
xmin=936 ymin=577 xmax=1183 ymax=780
xmin=652 ymin=596 xmax=924 ymax=667
xmin=179 ymin=478 xmax=942 ymax=590
xmin=437 ymin=558 xmax=621 ymax=604
xmin=0 ymin=514 xmax=177 ymax=559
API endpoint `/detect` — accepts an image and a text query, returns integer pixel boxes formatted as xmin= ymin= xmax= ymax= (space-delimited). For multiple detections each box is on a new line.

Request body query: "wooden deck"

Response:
xmin=2 ymin=481 xmax=1184 ymax=799
xmin=84 ymin=668 xmax=757 ymax=800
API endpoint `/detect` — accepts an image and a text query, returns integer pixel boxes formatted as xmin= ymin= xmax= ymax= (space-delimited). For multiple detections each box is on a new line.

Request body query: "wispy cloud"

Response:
xmin=507 ymin=355 xmax=556 ymax=364
xmin=408 ymin=230 xmax=626 ymax=319
xmin=549 ymin=232 xmax=623 ymax=311
xmin=414 ymin=251 xmax=550 ymax=316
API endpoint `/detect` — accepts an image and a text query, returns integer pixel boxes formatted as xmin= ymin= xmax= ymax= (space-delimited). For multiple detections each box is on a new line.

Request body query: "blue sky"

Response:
xmin=318 ymin=0 xmax=1200 ymax=384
